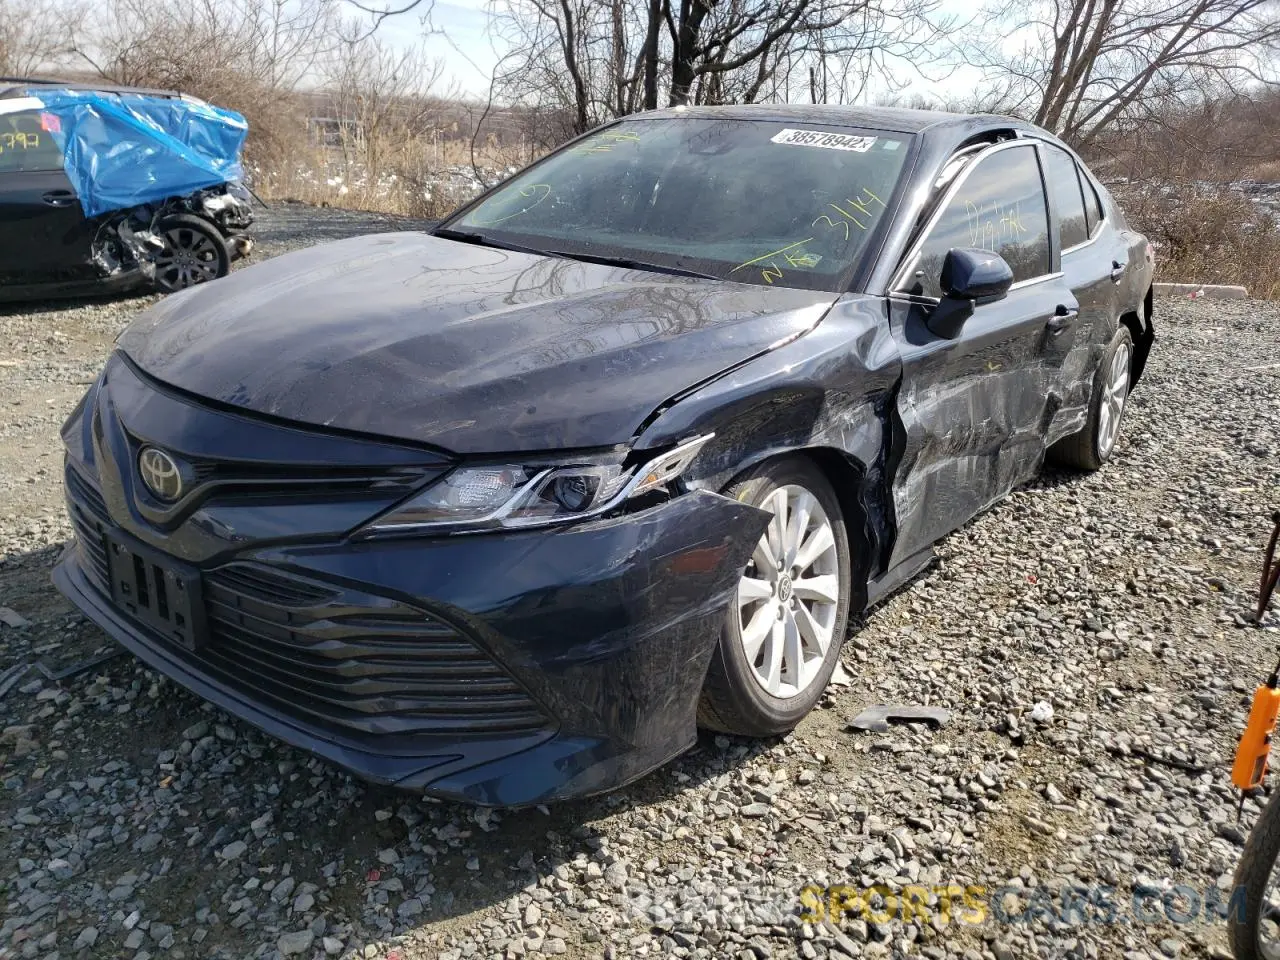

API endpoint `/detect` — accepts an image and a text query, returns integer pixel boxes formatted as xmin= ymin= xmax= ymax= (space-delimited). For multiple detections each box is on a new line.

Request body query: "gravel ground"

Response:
xmin=1 ymin=204 xmax=1279 ymax=960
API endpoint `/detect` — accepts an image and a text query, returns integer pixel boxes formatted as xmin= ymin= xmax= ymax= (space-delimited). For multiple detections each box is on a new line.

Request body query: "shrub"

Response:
xmin=1112 ymin=181 xmax=1280 ymax=300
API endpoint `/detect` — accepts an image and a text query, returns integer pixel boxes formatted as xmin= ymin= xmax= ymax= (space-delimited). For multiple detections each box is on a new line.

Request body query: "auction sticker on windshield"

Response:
xmin=770 ymin=128 xmax=877 ymax=151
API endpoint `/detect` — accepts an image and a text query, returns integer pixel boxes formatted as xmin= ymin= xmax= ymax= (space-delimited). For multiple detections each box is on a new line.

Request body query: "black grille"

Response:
xmin=194 ymin=564 xmax=548 ymax=738
xmin=118 ymin=428 xmax=435 ymax=503
xmin=62 ymin=467 xmax=547 ymax=741
xmin=65 ymin=465 xmax=110 ymax=592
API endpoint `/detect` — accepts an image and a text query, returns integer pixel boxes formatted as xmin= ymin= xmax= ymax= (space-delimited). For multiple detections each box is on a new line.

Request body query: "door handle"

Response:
xmin=42 ymin=190 xmax=76 ymax=207
xmin=1047 ymin=305 xmax=1078 ymax=333
xmin=1110 ymin=259 xmax=1128 ymax=282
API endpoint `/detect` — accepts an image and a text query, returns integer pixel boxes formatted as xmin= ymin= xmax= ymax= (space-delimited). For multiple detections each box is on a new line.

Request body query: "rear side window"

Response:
xmin=1041 ymin=144 xmax=1088 ymax=249
xmin=903 ymin=144 xmax=1051 ymax=298
xmin=1081 ymin=168 xmax=1105 ymax=236
xmin=0 ymin=110 xmax=65 ymax=173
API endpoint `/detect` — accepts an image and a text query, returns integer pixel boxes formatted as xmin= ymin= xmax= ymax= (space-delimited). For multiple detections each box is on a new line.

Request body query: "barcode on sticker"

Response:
xmin=770 ymin=129 xmax=876 ymax=152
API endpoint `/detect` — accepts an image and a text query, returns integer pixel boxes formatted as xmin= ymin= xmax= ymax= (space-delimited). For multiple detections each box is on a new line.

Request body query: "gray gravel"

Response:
xmin=1 ymin=205 xmax=1278 ymax=960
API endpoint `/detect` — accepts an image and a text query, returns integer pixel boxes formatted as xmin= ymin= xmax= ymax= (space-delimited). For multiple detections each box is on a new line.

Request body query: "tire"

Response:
xmin=698 ymin=457 xmax=852 ymax=736
xmin=1049 ymin=326 xmax=1134 ymax=471
xmin=1228 ymin=788 xmax=1280 ymax=960
xmin=152 ymin=214 xmax=231 ymax=294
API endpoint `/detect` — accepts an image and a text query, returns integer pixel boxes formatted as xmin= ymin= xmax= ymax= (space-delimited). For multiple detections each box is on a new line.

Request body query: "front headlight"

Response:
xmin=358 ymin=434 xmax=713 ymax=536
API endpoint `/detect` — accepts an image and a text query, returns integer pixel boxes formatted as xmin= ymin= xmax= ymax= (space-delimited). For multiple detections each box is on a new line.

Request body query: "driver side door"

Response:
xmin=885 ymin=141 xmax=1077 ymax=568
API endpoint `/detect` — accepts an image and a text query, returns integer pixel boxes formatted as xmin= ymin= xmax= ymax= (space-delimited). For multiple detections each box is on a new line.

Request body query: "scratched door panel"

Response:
xmin=884 ymin=143 xmax=1075 ymax=567
xmin=1042 ymin=144 xmax=1117 ymax=443
xmin=1053 ymin=238 xmax=1118 ymax=440
xmin=886 ymin=280 xmax=1071 ymax=567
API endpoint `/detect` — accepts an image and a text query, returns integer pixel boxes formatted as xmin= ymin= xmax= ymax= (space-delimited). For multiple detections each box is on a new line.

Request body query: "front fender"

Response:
xmin=634 ymin=294 xmax=903 ymax=600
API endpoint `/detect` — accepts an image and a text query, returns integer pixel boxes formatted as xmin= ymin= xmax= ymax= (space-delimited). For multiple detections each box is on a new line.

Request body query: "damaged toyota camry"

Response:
xmin=54 ymin=105 xmax=1154 ymax=805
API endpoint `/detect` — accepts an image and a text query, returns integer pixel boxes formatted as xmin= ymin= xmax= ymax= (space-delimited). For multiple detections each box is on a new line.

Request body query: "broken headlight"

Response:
xmin=358 ymin=434 xmax=713 ymax=536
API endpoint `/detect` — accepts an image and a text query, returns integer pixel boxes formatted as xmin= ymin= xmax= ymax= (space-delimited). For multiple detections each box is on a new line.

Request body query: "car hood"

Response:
xmin=118 ymin=232 xmax=837 ymax=453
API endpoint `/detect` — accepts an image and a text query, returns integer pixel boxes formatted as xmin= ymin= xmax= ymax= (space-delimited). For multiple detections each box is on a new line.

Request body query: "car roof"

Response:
xmin=0 ymin=77 xmax=184 ymax=100
xmin=629 ymin=103 xmax=1034 ymax=136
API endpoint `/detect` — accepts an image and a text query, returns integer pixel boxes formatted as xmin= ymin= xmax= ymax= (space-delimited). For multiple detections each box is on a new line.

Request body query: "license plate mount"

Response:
xmin=104 ymin=533 xmax=207 ymax=651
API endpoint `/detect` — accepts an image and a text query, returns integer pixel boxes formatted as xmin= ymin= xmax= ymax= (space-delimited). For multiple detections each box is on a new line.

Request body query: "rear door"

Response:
xmin=1038 ymin=141 xmax=1117 ymax=443
xmin=885 ymin=141 xmax=1076 ymax=567
xmin=0 ymin=105 xmax=98 ymax=287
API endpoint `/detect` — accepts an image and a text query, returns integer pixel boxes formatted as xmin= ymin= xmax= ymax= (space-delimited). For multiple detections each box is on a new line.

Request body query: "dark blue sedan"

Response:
xmin=54 ymin=105 xmax=1154 ymax=805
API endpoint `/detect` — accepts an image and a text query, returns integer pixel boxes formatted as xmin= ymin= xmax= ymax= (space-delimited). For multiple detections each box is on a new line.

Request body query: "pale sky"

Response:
xmin=378 ymin=0 xmax=503 ymax=100
xmin=377 ymin=0 xmax=986 ymax=104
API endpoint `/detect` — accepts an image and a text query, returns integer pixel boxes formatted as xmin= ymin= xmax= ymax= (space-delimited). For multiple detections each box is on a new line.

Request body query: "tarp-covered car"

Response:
xmin=0 ymin=79 xmax=254 ymax=301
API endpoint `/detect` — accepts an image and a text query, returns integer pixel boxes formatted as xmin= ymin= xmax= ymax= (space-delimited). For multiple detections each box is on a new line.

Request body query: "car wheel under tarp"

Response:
xmin=152 ymin=214 xmax=230 ymax=294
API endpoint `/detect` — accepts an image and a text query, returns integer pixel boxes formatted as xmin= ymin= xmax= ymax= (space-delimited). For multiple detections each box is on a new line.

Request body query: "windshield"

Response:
xmin=445 ymin=118 xmax=911 ymax=292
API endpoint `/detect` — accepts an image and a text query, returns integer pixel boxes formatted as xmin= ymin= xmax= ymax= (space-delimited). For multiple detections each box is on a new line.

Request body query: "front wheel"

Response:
xmin=698 ymin=457 xmax=852 ymax=737
xmin=152 ymin=214 xmax=231 ymax=294
xmin=1229 ymin=788 xmax=1280 ymax=959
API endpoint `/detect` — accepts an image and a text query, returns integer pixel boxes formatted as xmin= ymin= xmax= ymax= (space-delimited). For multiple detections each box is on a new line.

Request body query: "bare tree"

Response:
xmin=67 ymin=0 xmax=336 ymax=165
xmin=322 ymin=24 xmax=446 ymax=183
xmin=969 ymin=0 xmax=1280 ymax=146
xmin=491 ymin=0 xmax=950 ymax=136
xmin=71 ymin=0 xmax=333 ymax=92
xmin=0 ymin=0 xmax=79 ymax=76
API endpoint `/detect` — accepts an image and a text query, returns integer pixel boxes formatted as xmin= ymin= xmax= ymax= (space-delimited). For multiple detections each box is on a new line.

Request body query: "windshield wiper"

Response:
xmin=543 ymin=250 xmax=721 ymax=281
xmin=435 ymin=228 xmax=720 ymax=281
xmin=432 ymin=228 xmax=550 ymax=258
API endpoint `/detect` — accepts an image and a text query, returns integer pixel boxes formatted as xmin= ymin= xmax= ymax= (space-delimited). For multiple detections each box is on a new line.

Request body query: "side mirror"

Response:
xmin=926 ymin=248 xmax=1015 ymax=339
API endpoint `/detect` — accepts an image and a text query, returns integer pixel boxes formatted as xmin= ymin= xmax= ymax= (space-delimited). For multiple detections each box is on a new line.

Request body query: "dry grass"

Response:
xmin=1113 ymin=181 xmax=1280 ymax=300
xmin=253 ymin=139 xmax=534 ymax=221
xmin=1246 ymin=160 xmax=1280 ymax=183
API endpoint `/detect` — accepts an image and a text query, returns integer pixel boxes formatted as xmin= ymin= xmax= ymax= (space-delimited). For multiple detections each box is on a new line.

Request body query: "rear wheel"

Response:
xmin=698 ymin=458 xmax=852 ymax=736
xmin=152 ymin=214 xmax=230 ymax=294
xmin=1049 ymin=326 xmax=1133 ymax=470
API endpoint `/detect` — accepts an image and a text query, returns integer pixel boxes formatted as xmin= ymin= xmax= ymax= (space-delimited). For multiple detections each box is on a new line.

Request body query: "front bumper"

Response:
xmin=55 ymin=476 xmax=766 ymax=805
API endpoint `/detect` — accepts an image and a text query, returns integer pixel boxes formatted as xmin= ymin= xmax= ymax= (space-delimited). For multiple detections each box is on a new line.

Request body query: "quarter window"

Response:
xmin=903 ymin=144 xmax=1050 ymax=298
xmin=1042 ymin=144 xmax=1088 ymax=249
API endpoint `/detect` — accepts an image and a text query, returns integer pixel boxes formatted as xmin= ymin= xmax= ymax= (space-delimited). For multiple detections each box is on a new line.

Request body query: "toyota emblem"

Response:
xmin=138 ymin=447 xmax=184 ymax=501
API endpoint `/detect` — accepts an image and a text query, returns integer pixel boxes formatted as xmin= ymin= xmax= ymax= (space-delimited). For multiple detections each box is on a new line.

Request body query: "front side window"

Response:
xmin=900 ymin=144 xmax=1051 ymax=299
xmin=446 ymin=118 xmax=912 ymax=292
xmin=0 ymin=110 xmax=65 ymax=173
xmin=1042 ymin=144 xmax=1088 ymax=249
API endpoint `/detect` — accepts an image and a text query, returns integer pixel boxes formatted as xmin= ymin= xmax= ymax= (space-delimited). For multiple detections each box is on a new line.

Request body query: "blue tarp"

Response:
xmin=29 ymin=89 xmax=247 ymax=218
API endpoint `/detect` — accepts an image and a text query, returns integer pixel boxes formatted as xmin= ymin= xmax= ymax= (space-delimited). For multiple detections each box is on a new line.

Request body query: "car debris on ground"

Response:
xmin=846 ymin=703 xmax=952 ymax=733
xmin=34 ymin=648 xmax=126 ymax=684
xmin=0 ymin=606 xmax=29 ymax=628
xmin=0 ymin=662 xmax=28 ymax=701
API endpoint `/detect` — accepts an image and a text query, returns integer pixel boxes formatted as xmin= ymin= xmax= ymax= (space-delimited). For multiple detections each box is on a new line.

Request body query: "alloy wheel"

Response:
xmin=736 ymin=483 xmax=840 ymax=699
xmin=1097 ymin=340 xmax=1132 ymax=458
xmin=154 ymin=227 xmax=222 ymax=291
